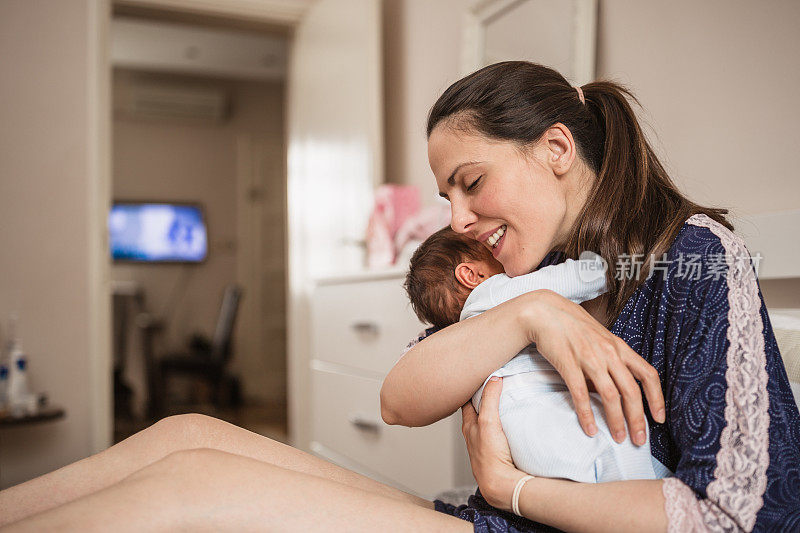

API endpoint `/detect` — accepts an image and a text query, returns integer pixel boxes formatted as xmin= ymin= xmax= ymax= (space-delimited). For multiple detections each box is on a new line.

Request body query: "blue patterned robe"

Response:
xmin=427 ymin=214 xmax=800 ymax=532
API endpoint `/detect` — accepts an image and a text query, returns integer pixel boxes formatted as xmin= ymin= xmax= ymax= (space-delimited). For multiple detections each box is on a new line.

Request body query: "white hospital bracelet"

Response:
xmin=511 ymin=475 xmax=535 ymax=516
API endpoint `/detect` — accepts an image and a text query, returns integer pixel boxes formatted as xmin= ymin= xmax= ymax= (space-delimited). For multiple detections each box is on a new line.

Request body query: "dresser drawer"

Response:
xmin=310 ymin=368 xmax=458 ymax=497
xmin=311 ymin=277 xmax=423 ymax=376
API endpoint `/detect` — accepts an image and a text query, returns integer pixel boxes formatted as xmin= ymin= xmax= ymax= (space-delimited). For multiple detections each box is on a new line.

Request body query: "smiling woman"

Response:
xmin=381 ymin=61 xmax=800 ymax=532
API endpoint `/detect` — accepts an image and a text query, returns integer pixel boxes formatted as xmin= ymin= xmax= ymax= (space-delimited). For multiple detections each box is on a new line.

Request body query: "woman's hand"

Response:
xmin=461 ymin=377 xmax=526 ymax=511
xmin=522 ymin=290 xmax=665 ymax=446
xmin=463 ymin=376 xmax=669 ymax=531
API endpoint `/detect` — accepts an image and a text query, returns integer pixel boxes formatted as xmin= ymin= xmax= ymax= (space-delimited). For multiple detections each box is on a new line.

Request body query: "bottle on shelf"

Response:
xmin=0 ymin=319 xmax=8 ymax=415
xmin=5 ymin=314 xmax=36 ymax=418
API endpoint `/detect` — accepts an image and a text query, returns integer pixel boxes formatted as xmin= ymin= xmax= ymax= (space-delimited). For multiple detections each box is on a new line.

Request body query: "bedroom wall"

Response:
xmin=382 ymin=0 xmax=800 ymax=308
xmin=0 ymin=0 xmax=109 ymax=488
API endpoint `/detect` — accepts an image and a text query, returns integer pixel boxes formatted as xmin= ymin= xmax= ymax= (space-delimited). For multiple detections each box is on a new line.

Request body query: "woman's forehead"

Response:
xmin=428 ymin=127 xmax=498 ymax=177
xmin=428 ymin=127 xmax=525 ymax=184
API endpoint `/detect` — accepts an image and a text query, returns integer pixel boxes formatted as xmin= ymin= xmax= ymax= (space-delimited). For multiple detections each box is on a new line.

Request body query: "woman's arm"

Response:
xmin=380 ymin=292 xmax=534 ymax=427
xmin=517 ymin=478 xmax=666 ymax=533
xmin=382 ymin=289 xmax=665 ymax=445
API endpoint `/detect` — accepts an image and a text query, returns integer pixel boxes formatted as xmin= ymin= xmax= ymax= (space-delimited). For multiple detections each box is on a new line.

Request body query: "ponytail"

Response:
xmin=428 ymin=61 xmax=731 ymax=325
xmin=571 ymin=82 xmax=731 ymax=320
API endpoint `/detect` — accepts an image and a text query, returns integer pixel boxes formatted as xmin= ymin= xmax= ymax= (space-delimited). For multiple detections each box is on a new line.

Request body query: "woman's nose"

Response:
xmin=450 ymin=200 xmax=478 ymax=234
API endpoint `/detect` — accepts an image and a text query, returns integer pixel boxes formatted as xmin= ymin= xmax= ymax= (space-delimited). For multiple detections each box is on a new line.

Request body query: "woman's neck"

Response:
xmin=553 ymin=161 xmax=597 ymax=249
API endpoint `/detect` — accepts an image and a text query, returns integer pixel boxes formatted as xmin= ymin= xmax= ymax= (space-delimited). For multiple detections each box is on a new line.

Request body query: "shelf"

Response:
xmin=0 ymin=406 xmax=65 ymax=428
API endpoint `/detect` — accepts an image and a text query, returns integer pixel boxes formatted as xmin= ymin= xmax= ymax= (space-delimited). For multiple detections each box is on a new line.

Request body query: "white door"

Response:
xmin=286 ymin=0 xmax=383 ymax=450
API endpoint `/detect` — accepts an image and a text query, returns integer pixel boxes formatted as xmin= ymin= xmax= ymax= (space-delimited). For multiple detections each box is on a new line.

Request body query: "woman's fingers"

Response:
xmin=623 ymin=349 xmax=666 ymax=423
xmin=461 ymin=399 xmax=478 ymax=432
xmin=587 ymin=370 xmax=627 ymax=443
xmin=479 ymin=377 xmax=503 ymax=424
xmin=560 ymin=364 xmax=598 ymax=437
xmin=607 ymin=358 xmax=647 ymax=446
xmin=524 ymin=291 xmax=665 ymax=441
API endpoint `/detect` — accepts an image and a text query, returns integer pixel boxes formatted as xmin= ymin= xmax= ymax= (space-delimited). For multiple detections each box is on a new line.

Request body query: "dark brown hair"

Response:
xmin=405 ymin=226 xmax=494 ymax=329
xmin=427 ymin=61 xmax=732 ymax=325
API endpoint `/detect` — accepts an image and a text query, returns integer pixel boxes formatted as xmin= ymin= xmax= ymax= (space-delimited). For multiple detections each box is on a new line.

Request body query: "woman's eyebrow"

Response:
xmin=446 ymin=160 xmax=481 ymax=186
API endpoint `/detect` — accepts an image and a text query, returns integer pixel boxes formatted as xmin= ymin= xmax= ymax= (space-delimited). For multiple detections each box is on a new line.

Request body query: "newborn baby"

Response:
xmin=404 ymin=227 xmax=670 ymax=483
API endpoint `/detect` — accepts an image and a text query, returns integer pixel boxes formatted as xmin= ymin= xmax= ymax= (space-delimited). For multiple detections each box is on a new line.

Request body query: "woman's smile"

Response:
xmin=476 ymin=224 xmax=507 ymax=248
xmin=490 ymin=229 xmax=506 ymax=258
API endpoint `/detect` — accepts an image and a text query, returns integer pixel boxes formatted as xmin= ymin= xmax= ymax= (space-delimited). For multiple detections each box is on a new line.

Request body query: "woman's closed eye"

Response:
xmin=466 ymin=175 xmax=482 ymax=191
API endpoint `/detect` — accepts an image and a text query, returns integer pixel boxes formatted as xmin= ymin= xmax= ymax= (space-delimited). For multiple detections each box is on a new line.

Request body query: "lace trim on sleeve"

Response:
xmin=664 ymin=214 xmax=771 ymax=532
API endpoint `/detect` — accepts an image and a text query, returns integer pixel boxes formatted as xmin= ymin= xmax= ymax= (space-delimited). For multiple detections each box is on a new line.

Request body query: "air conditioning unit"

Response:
xmin=114 ymin=82 xmax=230 ymax=122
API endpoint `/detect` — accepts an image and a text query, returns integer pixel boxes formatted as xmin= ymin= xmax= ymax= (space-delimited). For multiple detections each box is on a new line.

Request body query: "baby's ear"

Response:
xmin=455 ymin=262 xmax=483 ymax=290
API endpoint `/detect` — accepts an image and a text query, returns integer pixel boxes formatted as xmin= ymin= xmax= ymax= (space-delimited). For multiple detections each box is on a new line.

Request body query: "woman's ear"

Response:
xmin=544 ymin=123 xmax=577 ymax=176
xmin=454 ymin=262 xmax=484 ymax=290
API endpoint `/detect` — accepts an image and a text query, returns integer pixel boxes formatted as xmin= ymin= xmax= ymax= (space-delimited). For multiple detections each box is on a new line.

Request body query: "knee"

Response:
xmin=124 ymin=448 xmax=225 ymax=509
xmin=148 ymin=413 xmax=223 ymax=449
xmin=136 ymin=447 xmax=225 ymax=480
xmin=163 ymin=447 xmax=223 ymax=468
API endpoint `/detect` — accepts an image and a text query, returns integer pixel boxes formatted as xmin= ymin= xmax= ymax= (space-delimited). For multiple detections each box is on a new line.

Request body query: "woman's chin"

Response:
xmin=502 ymin=256 xmax=546 ymax=277
xmin=501 ymin=263 xmax=528 ymax=277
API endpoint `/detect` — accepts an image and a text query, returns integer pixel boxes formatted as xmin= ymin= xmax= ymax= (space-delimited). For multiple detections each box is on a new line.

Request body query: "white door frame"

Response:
xmin=88 ymin=0 xmax=113 ymax=453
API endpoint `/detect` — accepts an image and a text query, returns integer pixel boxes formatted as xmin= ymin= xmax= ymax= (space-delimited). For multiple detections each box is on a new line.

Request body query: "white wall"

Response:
xmin=0 ymin=0 xmax=110 ymax=488
xmin=383 ymin=0 xmax=800 ymax=308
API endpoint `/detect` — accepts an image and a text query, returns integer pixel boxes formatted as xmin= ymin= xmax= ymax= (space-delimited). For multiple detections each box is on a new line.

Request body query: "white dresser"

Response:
xmin=308 ymin=269 xmax=473 ymax=499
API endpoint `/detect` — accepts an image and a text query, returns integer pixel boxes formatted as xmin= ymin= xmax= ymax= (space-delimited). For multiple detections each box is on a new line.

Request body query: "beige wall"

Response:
xmin=383 ymin=0 xmax=470 ymax=203
xmin=0 ymin=0 xmax=109 ymax=488
xmin=383 ymin=0 xmax=800 ymax=308
xmin=112 ymin=71 xmax=285 ymax=407
xmin=593 ymin=0 xmax=800 ymax=307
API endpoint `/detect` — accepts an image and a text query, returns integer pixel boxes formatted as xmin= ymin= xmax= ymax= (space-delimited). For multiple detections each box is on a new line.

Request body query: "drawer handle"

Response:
xmin=348 ymin=414 xmax=381 ymax=433
xmin=351 ymin=321 xmax=379 ymax=335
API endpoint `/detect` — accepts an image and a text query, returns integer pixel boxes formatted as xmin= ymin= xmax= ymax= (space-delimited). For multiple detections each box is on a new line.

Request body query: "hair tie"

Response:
xmin=575 ymin=86 xmax=585 ymax=104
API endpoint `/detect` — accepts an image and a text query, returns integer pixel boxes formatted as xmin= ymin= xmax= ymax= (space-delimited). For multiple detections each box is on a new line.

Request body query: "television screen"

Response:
xmin=109 ymin=202 xmax=208 ymax=263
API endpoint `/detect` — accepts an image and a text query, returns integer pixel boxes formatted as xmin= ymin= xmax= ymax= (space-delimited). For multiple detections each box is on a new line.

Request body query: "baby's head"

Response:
xmin=404 ymin=226 xmax=504 ymax=329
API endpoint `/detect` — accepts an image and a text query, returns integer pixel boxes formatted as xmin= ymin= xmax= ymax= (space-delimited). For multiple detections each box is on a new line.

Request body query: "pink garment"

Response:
xmin=365 ymin=185 xmax=421 ymax=268
xmin=394 ymin=202 xmax=452 ymax=255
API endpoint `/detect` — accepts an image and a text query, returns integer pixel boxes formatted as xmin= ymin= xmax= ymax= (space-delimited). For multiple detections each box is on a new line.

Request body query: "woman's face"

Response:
xmin=428 ymin=124 xmax=573 ymax=276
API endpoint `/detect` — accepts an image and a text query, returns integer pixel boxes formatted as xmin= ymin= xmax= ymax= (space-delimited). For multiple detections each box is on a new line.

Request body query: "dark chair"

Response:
xmin=112 ymin=284 xmax=145 ymax=420
xmin=146 ymin=284 xmax=243 ymax=419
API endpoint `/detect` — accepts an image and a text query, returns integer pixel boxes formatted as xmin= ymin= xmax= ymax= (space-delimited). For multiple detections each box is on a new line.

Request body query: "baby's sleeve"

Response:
xmin=488 ymin=253 xmax=607 ymax=306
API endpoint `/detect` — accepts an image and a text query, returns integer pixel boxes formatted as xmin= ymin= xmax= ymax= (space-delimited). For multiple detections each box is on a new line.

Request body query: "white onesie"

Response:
xmin=463 ymin=254 xmax=671 ymax=483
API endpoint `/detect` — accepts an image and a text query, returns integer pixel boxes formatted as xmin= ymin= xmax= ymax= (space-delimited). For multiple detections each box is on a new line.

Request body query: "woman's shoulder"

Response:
xmin=670 ymin=213 xmax=747 ymax=259
xmin=662 ymin=213 xmax=759 ymax=285
xmin=614 ymin=213 xmax=758 ymax=334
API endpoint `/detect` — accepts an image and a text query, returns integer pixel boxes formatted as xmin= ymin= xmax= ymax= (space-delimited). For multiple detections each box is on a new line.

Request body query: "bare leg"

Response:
xmin=0 ymin=414 xmax=430 ymax=525
xmin=3 ymin=448 xmax=472 ymax=532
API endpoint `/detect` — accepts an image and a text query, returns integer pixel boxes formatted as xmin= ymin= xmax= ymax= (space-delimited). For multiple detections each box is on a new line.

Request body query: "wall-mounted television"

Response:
xmin=109 ymin=202 xmax=208 ymax=263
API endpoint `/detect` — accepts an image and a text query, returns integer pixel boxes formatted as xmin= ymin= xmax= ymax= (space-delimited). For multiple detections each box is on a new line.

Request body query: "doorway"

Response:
xmin=109 ymin=7 xmax=289 ymax=443
xmin=89 ymin=0 xmax=382 ymax=455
